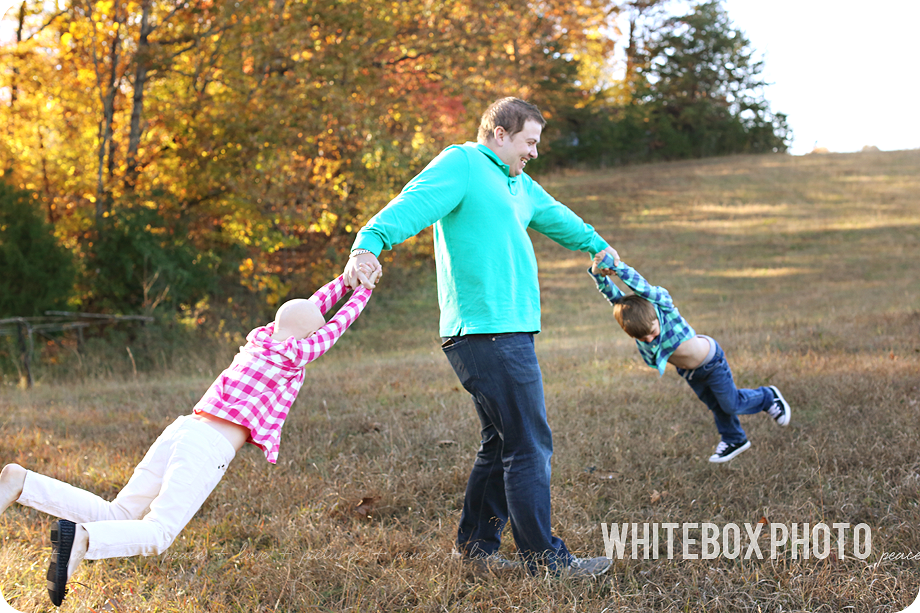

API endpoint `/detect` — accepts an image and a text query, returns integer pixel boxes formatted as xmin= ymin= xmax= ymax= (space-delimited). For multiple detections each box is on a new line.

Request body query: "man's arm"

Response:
xmin=344 ymin=146 xmax=470 ymax=289
xmin=528 ymin=186 xmax=611 ymax=255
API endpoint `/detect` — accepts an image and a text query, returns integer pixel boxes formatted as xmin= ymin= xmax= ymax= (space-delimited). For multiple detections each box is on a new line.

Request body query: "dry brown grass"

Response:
xmin=2 ymin=150 xmax=919 ymax=612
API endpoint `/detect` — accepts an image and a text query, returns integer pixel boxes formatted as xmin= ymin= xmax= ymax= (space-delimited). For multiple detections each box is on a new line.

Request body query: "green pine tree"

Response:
xmin=0 ymin=179 xmax=76 ymax=317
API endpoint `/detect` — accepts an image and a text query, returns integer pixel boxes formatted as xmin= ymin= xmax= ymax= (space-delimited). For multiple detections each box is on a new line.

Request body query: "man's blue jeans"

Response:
xmin=675 ymin=339 xmax=772 ymax=445
xmin=442 ymin=332 xmax=571 ymax=572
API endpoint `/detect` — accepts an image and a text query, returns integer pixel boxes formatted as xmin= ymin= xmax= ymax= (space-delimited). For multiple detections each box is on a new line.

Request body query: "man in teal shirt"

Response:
xmin=345 ymin=97 xmax=617 ymax=576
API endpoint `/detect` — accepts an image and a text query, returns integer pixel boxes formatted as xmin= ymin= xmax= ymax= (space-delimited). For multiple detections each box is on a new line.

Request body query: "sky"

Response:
xmin=721 ymin=0 xmax=920 ymax=154
xmin=2 ymin=1 xmax=918 ymax=156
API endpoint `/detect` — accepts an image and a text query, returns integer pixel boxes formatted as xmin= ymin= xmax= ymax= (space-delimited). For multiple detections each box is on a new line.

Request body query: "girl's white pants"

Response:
xmin=18 ymin=415 xmax=236 ymax=559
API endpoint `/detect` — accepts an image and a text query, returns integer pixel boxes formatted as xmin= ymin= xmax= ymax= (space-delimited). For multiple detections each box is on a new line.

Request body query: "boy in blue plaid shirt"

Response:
xmin=589 ymin=252 xmax=790 ymax=462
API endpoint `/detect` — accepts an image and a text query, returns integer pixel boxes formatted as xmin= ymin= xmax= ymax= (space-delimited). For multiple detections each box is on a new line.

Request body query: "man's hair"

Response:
xmin=477 ymin=97 xmax=546 ymax=144
xmin=612 ymin=295 xmax=658 ymax=338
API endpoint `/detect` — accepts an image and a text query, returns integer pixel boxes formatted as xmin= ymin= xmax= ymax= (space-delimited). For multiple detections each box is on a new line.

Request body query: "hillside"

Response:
xmin=2 ymin=150 xmax=919 ymax=612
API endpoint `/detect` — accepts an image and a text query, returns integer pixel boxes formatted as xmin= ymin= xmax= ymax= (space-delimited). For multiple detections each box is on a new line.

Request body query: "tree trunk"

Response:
xmin=9 ymin=2 xmax=25 ymax=106
xmin=37 ymin=128 xmax=55 ymax=223
xmin=94 ymin=15 xmax=122 ymax=228
xmin=125 ymin=0 xmax=152 ymax=192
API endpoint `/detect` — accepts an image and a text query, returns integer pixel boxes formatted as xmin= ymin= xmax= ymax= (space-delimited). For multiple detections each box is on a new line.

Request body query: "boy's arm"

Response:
xmin=598 ymin=254 xmax=673 ymax=309
xmin=292 ymin=286 xmax=372 ymax=367
xmin=587 ymin=261 xmax=625 ymax=306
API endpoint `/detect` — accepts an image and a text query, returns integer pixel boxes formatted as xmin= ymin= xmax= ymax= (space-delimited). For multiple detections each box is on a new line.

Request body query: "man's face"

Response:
xmin=495 ymin=119 xmax=542 ymax=177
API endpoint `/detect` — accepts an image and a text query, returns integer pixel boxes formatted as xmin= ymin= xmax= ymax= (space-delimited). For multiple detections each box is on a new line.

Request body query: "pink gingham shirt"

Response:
xmin=193 ymin=275 xmax=371 ymax=463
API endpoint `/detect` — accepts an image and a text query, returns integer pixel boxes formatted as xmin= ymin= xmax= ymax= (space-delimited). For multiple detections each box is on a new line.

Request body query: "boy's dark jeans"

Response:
xmin=676 ymin=339 xmax=772 ymax=445
xmin=442 ymin=332 xmax=572 ymax=572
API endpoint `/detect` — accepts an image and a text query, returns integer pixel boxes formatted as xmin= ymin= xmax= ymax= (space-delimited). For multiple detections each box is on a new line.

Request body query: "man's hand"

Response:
xmin=591 ymin=246 xmax=620 ymax=276
xmin=345 ymin=251 xmax=382 ymax=289
xmin=356 ymin=262 xmax=382 ymax=289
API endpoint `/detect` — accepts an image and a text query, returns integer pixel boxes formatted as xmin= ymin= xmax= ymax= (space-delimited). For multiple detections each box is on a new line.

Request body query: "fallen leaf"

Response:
xmin=354 ymin=495 xmax=381 ymax=518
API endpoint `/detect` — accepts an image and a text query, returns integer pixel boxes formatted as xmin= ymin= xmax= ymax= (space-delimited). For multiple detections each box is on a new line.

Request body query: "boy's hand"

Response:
xmin=592 ymin=247 xmax=620 ymax=276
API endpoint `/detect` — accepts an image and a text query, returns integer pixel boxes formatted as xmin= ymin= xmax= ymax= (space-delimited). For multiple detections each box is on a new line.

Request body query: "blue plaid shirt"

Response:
xmin=589 ymin=254 xmax=696 ymax=376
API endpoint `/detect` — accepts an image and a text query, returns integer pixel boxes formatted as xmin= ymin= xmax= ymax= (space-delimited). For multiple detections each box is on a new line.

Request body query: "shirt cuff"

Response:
xmin=351 ymin=232 xmax=384 ymax=257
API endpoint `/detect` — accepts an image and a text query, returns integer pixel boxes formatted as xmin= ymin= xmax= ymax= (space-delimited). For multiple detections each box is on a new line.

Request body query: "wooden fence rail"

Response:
xmin=0 ymin=312 xmax=154 ymax=388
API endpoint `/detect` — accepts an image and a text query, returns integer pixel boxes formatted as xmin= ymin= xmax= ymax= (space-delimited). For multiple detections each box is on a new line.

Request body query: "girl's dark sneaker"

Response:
xmin=47 ymin=519 xmax=76 ymax=607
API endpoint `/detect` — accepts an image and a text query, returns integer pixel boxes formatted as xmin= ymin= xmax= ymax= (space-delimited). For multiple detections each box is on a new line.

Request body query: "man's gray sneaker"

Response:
xmin=455 ymin=552 xmax=522 ymax=577
xmin=564 ymin=556 xmax=612 ymax=578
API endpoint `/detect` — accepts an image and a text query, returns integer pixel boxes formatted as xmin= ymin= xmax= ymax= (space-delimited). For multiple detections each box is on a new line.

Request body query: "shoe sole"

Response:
xmin=768 ymin=385 xmax=791 ymax=426
xmin=468 ymin=561 xmax=522 ymax=577
xmin=709 ymin=440 xmax=751 ymax=463
xmin=566 ymin=557 xmax=612 ymax=579
xmin=47 ymin=519 xmax=76 ymax=607
xmin=457 ymin=553 xmax=523 ymax=577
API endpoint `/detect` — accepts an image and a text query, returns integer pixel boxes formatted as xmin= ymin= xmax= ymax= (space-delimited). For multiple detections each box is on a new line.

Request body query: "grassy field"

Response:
xmin=2 ymin=150 xmax=919 ymax=612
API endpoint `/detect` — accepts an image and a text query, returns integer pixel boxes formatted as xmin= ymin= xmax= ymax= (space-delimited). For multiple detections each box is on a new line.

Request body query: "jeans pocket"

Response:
xmin=441 ymin=336 xmax=462 ymax=350
xmin=493 ymin=334 xmax=541 ymax=385
xmin=443 ymin=337 xmax=476 ymax=390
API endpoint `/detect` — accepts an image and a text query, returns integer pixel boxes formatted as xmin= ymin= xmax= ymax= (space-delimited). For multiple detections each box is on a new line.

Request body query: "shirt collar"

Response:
xmin=472 ymin=142 xmax=511 ymax=177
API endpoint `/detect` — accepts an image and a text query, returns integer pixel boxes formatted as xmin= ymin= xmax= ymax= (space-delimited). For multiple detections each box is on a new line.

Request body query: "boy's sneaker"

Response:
xmin=766 ymin=385 xmax=791 ymax=426
xmin=565 ymin=556 xmax=612 ymax=579
xmin=708 ymin=440 xmax=751 ymax=463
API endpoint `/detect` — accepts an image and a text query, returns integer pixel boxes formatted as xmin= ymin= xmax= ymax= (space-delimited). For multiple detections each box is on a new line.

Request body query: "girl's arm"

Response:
xmin=308 ymin=274 xmax=350 ymax=316
xmin=292 ymin=285 xmax=372 ymax=367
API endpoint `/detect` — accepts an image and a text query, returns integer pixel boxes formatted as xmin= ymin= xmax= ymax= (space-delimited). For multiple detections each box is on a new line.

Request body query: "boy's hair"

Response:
xmin=477 ymin=97 xmax=546 ymax=144
xmin=612 ymin=295 xmax=658 ymax=338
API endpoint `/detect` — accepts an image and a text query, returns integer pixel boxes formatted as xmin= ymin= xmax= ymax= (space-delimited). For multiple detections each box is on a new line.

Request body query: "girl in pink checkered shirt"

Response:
xmin=0 ymin=266 xmax=376 ymax=607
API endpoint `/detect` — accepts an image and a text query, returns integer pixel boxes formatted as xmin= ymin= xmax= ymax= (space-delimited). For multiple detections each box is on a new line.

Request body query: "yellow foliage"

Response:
xmin=308 ymin=210 xmax=339 ymax=236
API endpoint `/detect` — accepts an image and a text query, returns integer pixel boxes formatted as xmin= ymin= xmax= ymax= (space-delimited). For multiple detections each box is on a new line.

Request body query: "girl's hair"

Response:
xmin=477 ymin=97 xmax=546 ymax=143
xmin=612 ymin=295 xmax=658 ymax=338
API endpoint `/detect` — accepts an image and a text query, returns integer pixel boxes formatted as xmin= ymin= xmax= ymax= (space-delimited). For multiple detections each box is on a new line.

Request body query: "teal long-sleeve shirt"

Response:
xmin=352 ymin=142 xmax=609 ymax=337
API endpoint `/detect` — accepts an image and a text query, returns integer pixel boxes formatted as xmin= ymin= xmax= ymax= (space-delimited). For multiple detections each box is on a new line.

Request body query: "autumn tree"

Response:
xmin=1 ymin=0 xmax=620 ymax=312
